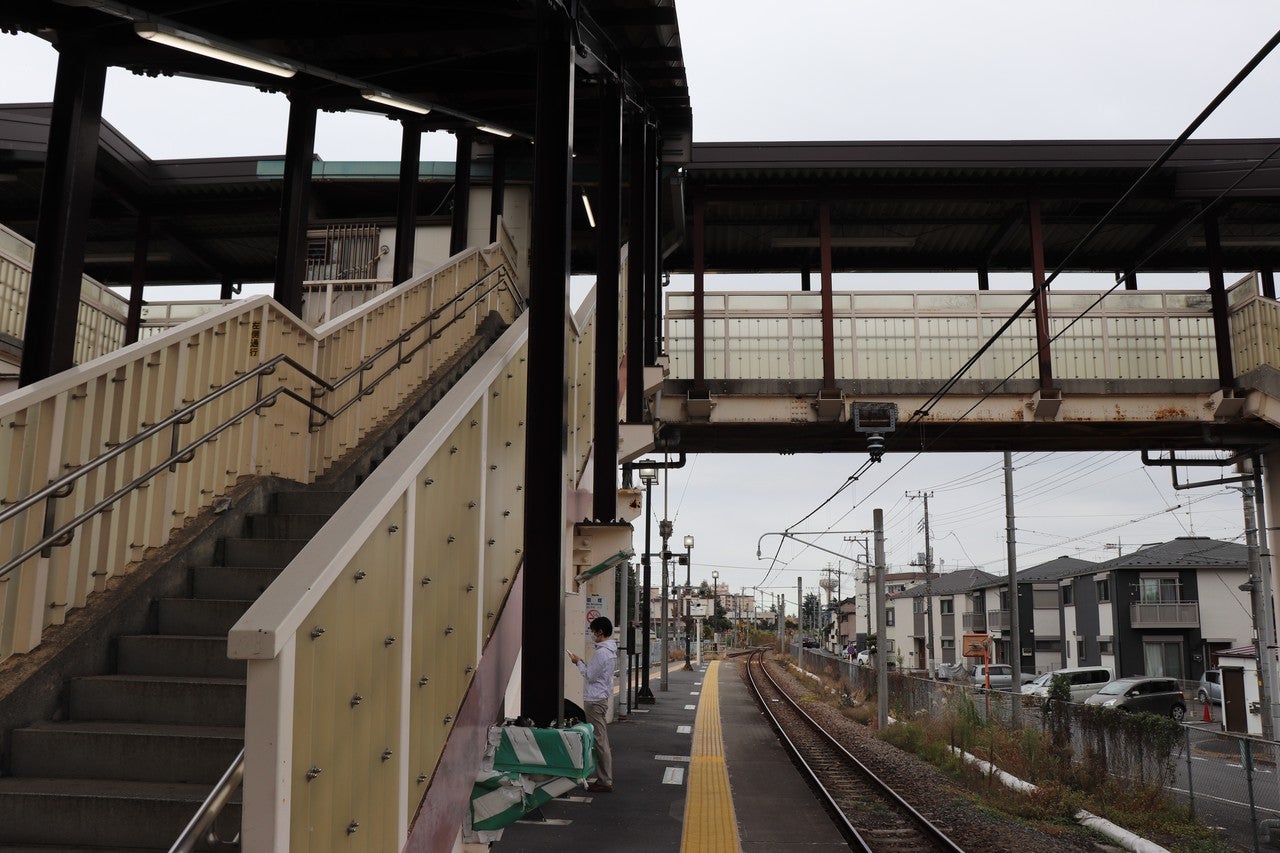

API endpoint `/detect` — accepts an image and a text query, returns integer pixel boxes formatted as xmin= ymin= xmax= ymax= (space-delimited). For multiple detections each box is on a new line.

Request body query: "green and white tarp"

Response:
xmin=489 ymin=722 xmax=595 ymax=779
xmin=467 ymin=724 xmax=598 ymax=839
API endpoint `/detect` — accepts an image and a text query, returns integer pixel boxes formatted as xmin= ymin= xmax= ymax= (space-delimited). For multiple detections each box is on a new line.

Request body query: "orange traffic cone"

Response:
xmin=1202 ymin=698 xmax=1212 ymax=723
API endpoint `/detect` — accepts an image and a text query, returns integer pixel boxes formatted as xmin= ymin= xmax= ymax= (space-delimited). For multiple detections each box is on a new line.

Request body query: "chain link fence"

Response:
xmin=794 ymin=646 xmax=1280 ymax=851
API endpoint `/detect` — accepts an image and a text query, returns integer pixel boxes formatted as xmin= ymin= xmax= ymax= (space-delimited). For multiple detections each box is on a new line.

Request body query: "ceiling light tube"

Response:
xmin=360 ymin=90 xmax=432 ymax=116
xmin=135 ymin=22 xmax=296 ymax=78
xmin=476 ymin=125 xmax=514 ymax=138
xmin=582 ymin=191 xmax=596 ymax=228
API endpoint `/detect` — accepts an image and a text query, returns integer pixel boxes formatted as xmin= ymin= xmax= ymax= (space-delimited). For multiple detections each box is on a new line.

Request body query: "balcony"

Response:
xmin=987 ymin=609 xmax=1010 ymax=631
xmin=1130 ymin=601 xmax=1200 ymax=628
xmin=962 ymin=612 xmax=987 ymax=631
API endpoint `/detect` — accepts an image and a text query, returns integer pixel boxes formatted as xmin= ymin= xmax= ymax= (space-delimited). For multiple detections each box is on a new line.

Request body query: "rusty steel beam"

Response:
xmin=1027 ymin=199 xmax=1054 ymax=390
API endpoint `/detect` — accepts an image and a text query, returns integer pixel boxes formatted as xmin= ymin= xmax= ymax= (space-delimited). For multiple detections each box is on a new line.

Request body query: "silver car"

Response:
xmin=1198 ymin=669 xmax=1223 ymax=705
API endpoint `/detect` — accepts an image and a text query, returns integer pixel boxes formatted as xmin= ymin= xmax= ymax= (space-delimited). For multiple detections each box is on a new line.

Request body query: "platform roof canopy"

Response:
xmin=667 ymin=140 xmax=1280 ymax=276
xmin=0 ymin=0 xmax=692 ymax=285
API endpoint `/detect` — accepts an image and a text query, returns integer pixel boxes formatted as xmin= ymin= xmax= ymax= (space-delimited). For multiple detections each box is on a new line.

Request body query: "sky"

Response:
xmin=4 ymin=3 xmax=1280 ymax=615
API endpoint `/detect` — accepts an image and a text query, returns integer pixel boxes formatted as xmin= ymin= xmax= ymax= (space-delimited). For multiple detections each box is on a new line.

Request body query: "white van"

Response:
xmin=1020 ymin=666 xmax=1113 ymax=703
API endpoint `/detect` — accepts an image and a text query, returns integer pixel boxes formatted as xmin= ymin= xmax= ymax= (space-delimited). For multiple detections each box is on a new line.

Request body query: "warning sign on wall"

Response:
xmin=585 ymin=594 xmax=605 ymax=638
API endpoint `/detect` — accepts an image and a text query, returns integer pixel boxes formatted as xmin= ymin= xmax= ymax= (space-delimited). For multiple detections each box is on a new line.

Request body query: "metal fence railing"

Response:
xmin=793 ymin=646 xmax=1280 ymax=851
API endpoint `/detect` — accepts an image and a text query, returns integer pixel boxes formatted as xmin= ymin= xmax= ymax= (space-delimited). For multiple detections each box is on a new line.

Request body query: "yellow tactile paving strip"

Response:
xmin=680 ymin=660 xmax=742 ymax=853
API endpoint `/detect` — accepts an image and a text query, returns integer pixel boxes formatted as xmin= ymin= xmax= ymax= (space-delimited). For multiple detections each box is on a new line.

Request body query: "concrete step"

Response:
xmin=220 ymin=537 xmax=307 ymax=568
xmin=157 ymin=598 xmax=252 ymax=637
xmin=10 ymin=721 xmax=242 ymax=784
xmin=0 ymin=777 xmax=240 ymax=849
xmin=272 ymin=489 xmax=349 ymax=516
xmin=244 ymin=512 xmax=331 ymax=540
xmin=192 ymin=565 xmax=280 ymax=601
xmin=117 ymin=635 xmax=243 ymax=679
xmin=70 ymin=675 xmax=246 ymax=727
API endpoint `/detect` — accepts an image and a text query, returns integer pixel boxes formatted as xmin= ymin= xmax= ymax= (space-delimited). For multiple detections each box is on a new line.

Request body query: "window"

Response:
xmin=1061 ymin=584 xmax=1074 ymax=606
xmin=1143 ymin=638 xmax=1185 ymax=679
xmin=1096 ymin=579 xmax=1110 ymax=602
xmin=940 ymin=598 xmax=954 ymax=615
xmin=1035 ymin=639 xmax=1063 ymax=652
xmin=941 ymin=637 xmax=955 ymax=649
xmin=885 ymin=608 xmax=896 ymax=626
xmin=1098 ymin=639 xmax=1113 ymax=654
xmin=1076 ymin=639 xmax=1085 ymax=660
xmin=885 ymin=639 xmax=896 ymax=653
xmin=1139 ymin=577 xmax=1180 ymax=603
xmin=1033 ymin=588 xmax=1058 ymax=609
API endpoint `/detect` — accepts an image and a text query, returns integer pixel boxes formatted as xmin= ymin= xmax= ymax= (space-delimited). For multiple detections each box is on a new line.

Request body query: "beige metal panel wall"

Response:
xmin=229 ymin=317 xmax=529 ymax=851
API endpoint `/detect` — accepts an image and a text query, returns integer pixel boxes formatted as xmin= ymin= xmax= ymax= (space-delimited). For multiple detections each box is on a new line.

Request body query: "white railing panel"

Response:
xmin=666 ymin=286 xmax=1279 ymax=384
xmin=0 ymin=238 xmax=521 ymax=661
xmin=229 ymin=315 xmax=529 ymax=852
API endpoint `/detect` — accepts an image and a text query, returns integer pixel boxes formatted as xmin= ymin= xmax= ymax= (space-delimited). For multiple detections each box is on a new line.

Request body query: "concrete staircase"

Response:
xmin=0 ymin=489 xmax=350 ymax=850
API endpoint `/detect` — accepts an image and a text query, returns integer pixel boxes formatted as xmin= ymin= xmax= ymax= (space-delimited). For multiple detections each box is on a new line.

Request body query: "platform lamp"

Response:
xmin=636 ymin=463 xmax=659 ymax=704
xmin=682 ymin=533 xmax=695 ymax=670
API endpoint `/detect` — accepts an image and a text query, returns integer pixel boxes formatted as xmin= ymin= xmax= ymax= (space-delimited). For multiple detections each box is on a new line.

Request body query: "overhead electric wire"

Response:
xmin=769 ymin=27 xmax=1280 ymax=574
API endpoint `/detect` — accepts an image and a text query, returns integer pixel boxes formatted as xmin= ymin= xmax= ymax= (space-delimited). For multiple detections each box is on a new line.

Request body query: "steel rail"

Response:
xmin=746 ymin=650 xmax=965 ymax=853
xmin=0 ymin=265 xmax=518 ymax=583
xmin=168 ymin=749 xmax=244 ymax=853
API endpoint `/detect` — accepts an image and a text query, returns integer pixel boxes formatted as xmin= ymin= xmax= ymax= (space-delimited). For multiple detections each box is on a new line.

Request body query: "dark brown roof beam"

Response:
xmin=593 ymin=8 xmax=679 ymax=27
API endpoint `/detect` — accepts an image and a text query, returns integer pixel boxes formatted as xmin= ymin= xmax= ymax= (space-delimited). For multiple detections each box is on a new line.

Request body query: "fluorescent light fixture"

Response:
xmin=360 ymin=90 xmax=431 ymax=115
xmin=135 ymin=22 xmax=296 ymax=78
xmin=581 ymin=191 xmax=596 ymax=228
xmin=1186 ymin=236 xmax=1280 ymax=248
xmin=771 ymin=236 xmax=918 ymax=249
xmin=476 ymin=125 xmax=513 ymax=138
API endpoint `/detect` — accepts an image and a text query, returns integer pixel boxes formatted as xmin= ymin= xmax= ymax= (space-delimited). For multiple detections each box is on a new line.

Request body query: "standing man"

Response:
xmin=569 ymin=616 xmax=617 ymax=793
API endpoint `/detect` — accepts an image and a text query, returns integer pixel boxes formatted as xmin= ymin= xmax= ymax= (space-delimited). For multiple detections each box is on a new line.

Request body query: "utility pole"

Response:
xmin=909 ymin=491 xmax=936 ymax=676
xmin=874 ymin=508 xmax=888 ymax=728
xmin=797 ymin=576 xmax=803 ymax=643
xmin=1004 ymin=451 xmax=1022 ymax=721
xmin=1242 ymin=459 xmax=1278 ymax=741
xmin=777 ymin=594 xmax=785 ymax=653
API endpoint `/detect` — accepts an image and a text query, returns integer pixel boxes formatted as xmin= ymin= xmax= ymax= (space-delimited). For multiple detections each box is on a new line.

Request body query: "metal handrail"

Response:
xmin=169 ymin=749 xmax=244 ymax=853
xmin=0 ymin=263 xmax=518 ymax=583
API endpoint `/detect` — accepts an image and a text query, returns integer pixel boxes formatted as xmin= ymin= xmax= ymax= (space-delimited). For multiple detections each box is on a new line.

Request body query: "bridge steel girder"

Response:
xmin=652 ymin=383 xmax=1280 ymax=455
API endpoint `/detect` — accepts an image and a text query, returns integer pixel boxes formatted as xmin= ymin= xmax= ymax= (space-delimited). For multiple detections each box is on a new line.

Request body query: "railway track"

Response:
xmin=746 ymin=650 xmax=966 ymax=853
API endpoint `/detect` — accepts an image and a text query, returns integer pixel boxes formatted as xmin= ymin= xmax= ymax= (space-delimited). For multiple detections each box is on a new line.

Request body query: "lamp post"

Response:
xmin=711 ymin=570 xmax=720 ymax=648
xmin=659 ymin=517 xmax=672 ymax=691
xmin=682 ymin=534 xmax=695 ymax=670
xmin=636 ymin=464 xmax=658 ymax=704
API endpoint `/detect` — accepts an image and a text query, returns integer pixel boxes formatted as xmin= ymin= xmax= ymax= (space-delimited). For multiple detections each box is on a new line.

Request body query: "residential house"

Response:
xmin=1078 ymin=537 xmax=1250 ymax=681
xmin=1013 ymin=556 xmax=1099 ymax=674
xmin=887 ymin=568 xmax=1000 ymax=674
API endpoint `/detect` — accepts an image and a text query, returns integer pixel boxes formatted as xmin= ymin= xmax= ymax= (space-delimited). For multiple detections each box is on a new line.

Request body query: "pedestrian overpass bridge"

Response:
xmin=655 ymin=276 xmax=1280 ymax=457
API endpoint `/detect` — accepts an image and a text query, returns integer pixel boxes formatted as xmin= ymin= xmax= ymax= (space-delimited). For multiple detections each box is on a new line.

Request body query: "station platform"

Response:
xmin=494 ymin=656 xmax=847 ymax=852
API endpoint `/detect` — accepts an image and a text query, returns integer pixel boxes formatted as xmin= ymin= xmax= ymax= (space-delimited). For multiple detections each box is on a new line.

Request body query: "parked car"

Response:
xmin=801 ymin=637 xmax=819 ymax=649
xmin=855 ymin=650 xmax=872 ymax=665
xmin=1021 ymin=666 xmax=1113 ymax=704
xmin=1198 ymin=669 xmax=1223 ymax=705
xmin=1084 ymin=676 xmax=1187 ymax=721
xmin=972 ymin=664 xmax=1037 ymax=690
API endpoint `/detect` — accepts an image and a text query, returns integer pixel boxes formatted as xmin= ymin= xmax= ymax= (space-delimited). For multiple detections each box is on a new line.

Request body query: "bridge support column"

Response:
xmin=450 ymin=130 xmax=473 ymax=256
xmin=124 ymin=212 xmax=149 ymax=345
xmin=644 ymin=122 xmax=660 ymax=365
xmin=521 ymin=1 xmax=574 ymax=726
xmin=819 ymin=201 xmax=836 ymax=391
xmin=625 ymin=111 xmax=648 ymax=423
xmin=19 ymin=38 xmax=107 ymax=386
xmin=1203 ymin=213 xmax=1235 ymax=386
xmin=1027 ymin=198 xmax=1054 ymax=391
xmin=273 ymin=89 xmax=317 ymax=316
xmin=592 ymin=81 xmax=623 ymax=522
xmin=692 ymin=191 xmax=706 ymax=393
xmin=393 ymin=119 xmax=423 ymax=284
xmin=1257 ymin=452 xmax=1280 ymax=740
xmin=489 ymin=142 xmax=507 ymax=244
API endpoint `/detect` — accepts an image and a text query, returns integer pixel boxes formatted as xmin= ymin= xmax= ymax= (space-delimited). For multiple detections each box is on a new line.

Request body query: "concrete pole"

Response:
xmin=1005 ymin=452 xmax=1022 ymax=694
xmin=777 ymin=594 xmax=785 ymax=653
xmin=875 ymin=509 xmax=889 ymax=728
xmin=1248 ymin=457 xmax=1280 ymax=742
xmin=695 ymin=617 xmax=703 ymax=666
xmin=797 ymin=576 xmax=804 ymax=642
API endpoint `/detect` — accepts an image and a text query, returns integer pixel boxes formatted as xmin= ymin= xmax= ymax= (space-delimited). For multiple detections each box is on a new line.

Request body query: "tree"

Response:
xmin=802 ymin=592 xmax=821 ymax=633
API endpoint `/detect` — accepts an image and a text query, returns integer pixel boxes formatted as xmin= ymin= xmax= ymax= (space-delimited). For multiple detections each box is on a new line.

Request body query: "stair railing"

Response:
xmin=169 ymin=749 xmax=244 ymax=853
xmin=0 ymin=237 xmax=522 ymax=660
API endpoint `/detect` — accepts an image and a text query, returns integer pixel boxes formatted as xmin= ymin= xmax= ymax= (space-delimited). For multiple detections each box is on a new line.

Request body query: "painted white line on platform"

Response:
xmin=690 ymin=691 xmax=700 ymax=695
xmin=677 ymin=725 xmax=692 ymax=734
xmin=655 ymin=754 xmax=691 ymax=762
xmin=663 ymin=767 xmax=686 ymax=785
xmin=517 ymin=818 xmax=574 ymax=826
xmin=684 ymin=704 xmax=696 ymax=710
xmin=694 ymin=681 xmax=702 ymax=685
xmin=630 ymin=708 xmax=650 ymax=713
